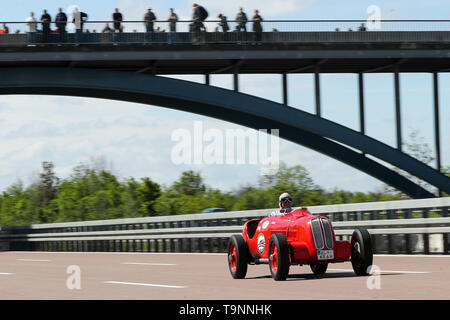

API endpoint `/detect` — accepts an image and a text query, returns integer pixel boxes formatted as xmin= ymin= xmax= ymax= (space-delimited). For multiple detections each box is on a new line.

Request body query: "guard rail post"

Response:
xmin=444 ymin=207 xmax=449 ymax=254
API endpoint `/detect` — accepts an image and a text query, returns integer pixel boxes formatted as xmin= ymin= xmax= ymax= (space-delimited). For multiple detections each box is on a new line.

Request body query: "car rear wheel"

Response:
xmin=351 ymin=228 xmax=373 ymax=276
xmin=268 ymin=233 xmax=290 ymax=281
xmin=227 ymin=234 xmax=249 ymax=279
xmin=310 ymin=263 xmax=328 ymax=275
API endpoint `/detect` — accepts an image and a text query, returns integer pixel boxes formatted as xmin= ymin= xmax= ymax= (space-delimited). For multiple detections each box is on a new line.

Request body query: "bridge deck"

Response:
xmin=1 ymin=32 xmax=450 ymax=74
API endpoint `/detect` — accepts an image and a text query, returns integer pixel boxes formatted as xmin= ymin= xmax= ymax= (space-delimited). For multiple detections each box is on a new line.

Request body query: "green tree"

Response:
xmin=136 ymin=177 xmax=161 ymax=216
xmin=172 ymin=170 xmax=206 ymax=196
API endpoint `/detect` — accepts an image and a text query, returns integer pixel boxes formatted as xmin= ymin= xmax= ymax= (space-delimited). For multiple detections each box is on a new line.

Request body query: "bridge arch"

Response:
xmin=0 ymin=67 xmax=448 ymax=198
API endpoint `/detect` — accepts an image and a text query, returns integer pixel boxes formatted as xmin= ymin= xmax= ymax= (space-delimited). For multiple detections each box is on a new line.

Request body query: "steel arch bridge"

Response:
xmin=0 ymin=67 xmax=448 ymax=198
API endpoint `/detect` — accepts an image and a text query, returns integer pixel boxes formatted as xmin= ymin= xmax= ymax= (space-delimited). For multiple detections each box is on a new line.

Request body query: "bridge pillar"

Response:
xmin=358 ymin=72 xmax=366 ymax=136
xmin=314 ymin=68 xmax=321 ymax=116
xmin=433 ymin=72 xmax=442 ymax=196
xmin=282 ymin=73 xmax=288 ymax=106
xmin=233 ymin=67 xmax=239 ymax=92
xmin=394 ymin=66 xmax=402 ymax=151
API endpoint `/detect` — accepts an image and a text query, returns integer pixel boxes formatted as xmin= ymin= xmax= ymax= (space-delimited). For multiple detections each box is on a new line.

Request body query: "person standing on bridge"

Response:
xmin=191 ymin=3 xmax=207 ymax=43
xmin=218 ymin=14 xmax=230 ymax=42
xmin=40 ymin=9 xmax=52 ymax=43
xmin=235 ymin=7 xmax=248 ymax=32
xmin=112 ymin=8 xmax=123 ymax=44
xmin=252 ymin=9 xmax=263 ymax=42
xmin=72 ymin=8 xmax=88 ymax=43
xmin=55 ymin=8 xmax=68 ymax=43
xmin=0 ymin=24 xmax=9 ymax=34
xmin=167 ymin=8 xmax=178 ymax=44
xmin=144 ymin=8 xmax=157 ymax=43
xmin=218 ymin=14 xmax=229 ymax=32
xmin=26 ymin=12 xmax=38 ymax=44
xmin=113 ymin=8 xmax=123 ymax=33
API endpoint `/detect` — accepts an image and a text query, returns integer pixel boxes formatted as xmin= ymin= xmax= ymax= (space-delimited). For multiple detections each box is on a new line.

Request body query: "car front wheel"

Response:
xmin=268 ymin=233 xmax=290 ymax=281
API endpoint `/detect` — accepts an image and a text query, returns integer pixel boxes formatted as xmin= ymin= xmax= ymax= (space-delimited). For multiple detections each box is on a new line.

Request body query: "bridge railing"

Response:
xmin=2 ymin=20 xmax=450 ymax=46
xmin=0 ymin=197 xmax=448 ymax=254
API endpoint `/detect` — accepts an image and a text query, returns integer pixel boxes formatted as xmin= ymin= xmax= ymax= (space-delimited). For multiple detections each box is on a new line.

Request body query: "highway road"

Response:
xmin=0 ymin=251 xmax=448 ymax=300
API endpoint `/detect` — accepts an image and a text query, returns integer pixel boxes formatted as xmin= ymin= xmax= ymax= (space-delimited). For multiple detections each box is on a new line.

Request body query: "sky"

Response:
xmin=0 ymin=0 xmax=449 ymax=194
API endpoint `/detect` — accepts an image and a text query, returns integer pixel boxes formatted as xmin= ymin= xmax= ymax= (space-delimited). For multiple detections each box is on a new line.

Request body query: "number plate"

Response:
xmin=317 ymin=249 xmax=334 ymax=260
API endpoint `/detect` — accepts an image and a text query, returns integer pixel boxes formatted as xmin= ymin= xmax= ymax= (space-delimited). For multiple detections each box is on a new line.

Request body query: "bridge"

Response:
xmin=1 ymin=19 xmax=450 ymax=197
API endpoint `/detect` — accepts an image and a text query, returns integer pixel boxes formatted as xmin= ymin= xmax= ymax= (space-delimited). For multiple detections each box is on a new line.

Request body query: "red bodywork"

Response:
xmin=242 ymin=209 xmax=351 ymax=264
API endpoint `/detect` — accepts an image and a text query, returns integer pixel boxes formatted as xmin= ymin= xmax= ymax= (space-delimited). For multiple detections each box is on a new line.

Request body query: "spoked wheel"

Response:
xmin=268 ymin=233 xmax=290 ymax=281
xmin=351 ymin=228 xmax=373 ymax=276
xmin=227 ymin=235 xmax=249 ymax=279
xmin=310 ymin=263 xmax=328 ymax=275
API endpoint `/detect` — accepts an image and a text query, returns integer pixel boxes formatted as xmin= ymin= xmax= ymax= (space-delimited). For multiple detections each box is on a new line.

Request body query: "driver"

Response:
xmin=269 ymin=192 xmax=293 ymax=216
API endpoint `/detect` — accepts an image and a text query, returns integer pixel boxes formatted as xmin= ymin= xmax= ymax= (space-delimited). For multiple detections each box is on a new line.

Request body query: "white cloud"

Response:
xmin=188 ymin=0 xmax=317 ymax=18
xmin=0 ymin=70 xmax=388 ymax=194
xmin=112 ymin=0 xmax=316 ymax=21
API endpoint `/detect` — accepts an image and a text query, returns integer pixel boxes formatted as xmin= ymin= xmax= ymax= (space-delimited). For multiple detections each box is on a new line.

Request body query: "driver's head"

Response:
xmin=279 ymin=192 xmax=293 ymax=209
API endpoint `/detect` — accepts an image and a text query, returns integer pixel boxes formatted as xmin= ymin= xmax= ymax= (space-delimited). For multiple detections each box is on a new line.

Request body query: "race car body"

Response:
xmin=228 ymin=208 xmax=373 ymax=281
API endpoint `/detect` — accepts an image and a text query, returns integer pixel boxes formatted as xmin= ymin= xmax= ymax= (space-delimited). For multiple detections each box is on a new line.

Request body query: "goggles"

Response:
xmin=280 ymin=197 xmax=292 ymax=203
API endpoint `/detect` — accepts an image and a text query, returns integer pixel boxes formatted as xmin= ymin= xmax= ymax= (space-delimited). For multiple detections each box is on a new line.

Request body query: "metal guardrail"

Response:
xmin=2 ymin=20 xmax=450 ymax=46
xmin=0 ymin=197 xmax=448 ymax=254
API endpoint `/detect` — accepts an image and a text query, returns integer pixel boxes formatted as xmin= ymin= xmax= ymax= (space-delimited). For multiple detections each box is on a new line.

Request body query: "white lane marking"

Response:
xmin=0 ymin=272 xmax=13 ymax=275
xmin=375 ymin=254 xmax=450 ymax=258
xmin=7 ymin=251 xmax=225 ymax=256
xmin=327 ymin=268 xmax=431 ymax=274
xmin=16 ymin=259 xmax=51 ymax=262
xmin=121 ymin=262 xmax=176 ymax=266
xmin=104 ymin=281 xmax=187 ymax=289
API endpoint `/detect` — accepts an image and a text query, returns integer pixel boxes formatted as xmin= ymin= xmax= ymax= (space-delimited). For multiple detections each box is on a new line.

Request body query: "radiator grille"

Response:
xmin=321 ymin=218 xmax=334 ymax=249
xmin=311 ymin=218 xmax=324 ymax=249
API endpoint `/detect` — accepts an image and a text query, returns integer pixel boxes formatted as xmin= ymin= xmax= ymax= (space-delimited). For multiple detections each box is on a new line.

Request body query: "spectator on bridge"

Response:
xmin=168 ymin=8 xmax=178 ymax=32
xmin=40 ymin=10 xmax=52 ymax=43
xmin=218 ymin=14 xmax=229 ymax=41
xmin=191 ymin=3 xmax=207 ymax=43
xmin=102 ymin=23 xmax=113 ymax=33
xmin=55 ymin=8 xmax=68 ymax=42
xmin=143 ymin=8 xmax=156 ymax=43
xmin=72 ymin=8 xmax=88 ymax=43
xmin=0 ymin=24 xmax=9 ymax=34
xmin=144 ymin=8 xmax=157 ymax=33
xmin=235 ymin=7 xmax=248 ymax=32
xmin=167 ymin=8 xmax=178 ymax=44
xmin=218 ymin=14 xmax=229 ymax=33
xmin=252 ymin=10 xmax=263 ymax=42
xmin=26 ymin=12 xmax=37 ymax=44
xmin=113 ymin=8 xmax=123 ymax=33
xmin=358 ymin=23 xmax=367 ymax=31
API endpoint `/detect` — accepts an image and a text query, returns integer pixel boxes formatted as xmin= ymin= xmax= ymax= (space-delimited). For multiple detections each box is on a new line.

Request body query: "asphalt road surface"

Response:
xmin=0 ymin=251 xmax=448 ymax=300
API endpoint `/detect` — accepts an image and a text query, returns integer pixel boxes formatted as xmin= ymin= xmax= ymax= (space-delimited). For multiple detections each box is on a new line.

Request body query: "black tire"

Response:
xmin=310 ymin=263 xmax=328 ymax=275
xmin=227 ymin=235 xmax=249 ymax=279
xmin=351 ymin=228 xmax=373 ymax=276
xmin=268 ymin=233 xmax=290 ymax=281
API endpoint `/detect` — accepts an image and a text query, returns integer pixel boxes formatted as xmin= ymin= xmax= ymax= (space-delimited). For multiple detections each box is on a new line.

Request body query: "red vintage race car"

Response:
xmin=227 ymin=208 xmax=373 ymax=281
